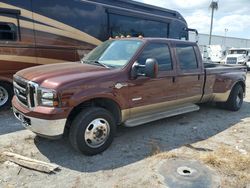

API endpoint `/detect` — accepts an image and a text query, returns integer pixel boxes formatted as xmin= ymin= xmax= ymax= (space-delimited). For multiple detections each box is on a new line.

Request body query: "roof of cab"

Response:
xmin=110 ymin=37 xmax=197 ymax=45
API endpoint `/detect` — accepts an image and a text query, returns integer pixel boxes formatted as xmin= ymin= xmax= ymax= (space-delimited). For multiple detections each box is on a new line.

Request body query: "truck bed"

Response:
xmin=202 ymin=62 xmax=247 ymax=103
xmin=204 ymin=62 xmax=246 ymax=71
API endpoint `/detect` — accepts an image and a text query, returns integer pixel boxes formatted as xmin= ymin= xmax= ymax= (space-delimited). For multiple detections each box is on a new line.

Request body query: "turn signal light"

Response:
xmin=109 ymin=35 xmax=143 ymax=39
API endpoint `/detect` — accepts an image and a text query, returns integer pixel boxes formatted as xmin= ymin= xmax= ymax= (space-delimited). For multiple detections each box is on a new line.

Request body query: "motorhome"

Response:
xmin=0 ymin=0 xmax=196 ymax=109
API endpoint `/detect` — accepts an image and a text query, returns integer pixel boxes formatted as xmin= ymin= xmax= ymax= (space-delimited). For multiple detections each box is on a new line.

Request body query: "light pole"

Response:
xmin=209 ymin=1 xmax=218 ymax=45
xmin=224 ymin=28 xmax=228 ymax=47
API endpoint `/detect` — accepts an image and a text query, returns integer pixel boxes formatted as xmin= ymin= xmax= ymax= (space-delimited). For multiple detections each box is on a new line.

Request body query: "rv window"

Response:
xmin=0 ymin=22 xmax=17 ymax=41
xmin=109 ymin=14 xmax=168 ymax=38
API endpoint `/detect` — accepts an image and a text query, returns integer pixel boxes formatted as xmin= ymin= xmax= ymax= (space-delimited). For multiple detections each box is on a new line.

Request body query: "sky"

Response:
xmin=134 ymin=0 xmax=250 ymax=39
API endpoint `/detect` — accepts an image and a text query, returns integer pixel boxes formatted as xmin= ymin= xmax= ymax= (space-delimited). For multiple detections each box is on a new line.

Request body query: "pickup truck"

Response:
xmin=12 ymin=38 xmax=247 ymax=155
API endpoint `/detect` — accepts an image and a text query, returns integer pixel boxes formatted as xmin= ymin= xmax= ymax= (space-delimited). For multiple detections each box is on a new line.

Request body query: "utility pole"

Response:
xmin=224 ymin=28 xmax=228 ymax=47
xmin=209 ymin=1 xmax=218 ymax=45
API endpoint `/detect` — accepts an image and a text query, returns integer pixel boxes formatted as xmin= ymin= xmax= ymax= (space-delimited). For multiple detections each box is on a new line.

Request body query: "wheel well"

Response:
xmin=236 ymin=81 xmax=245 ymax=94
xmin=66 ymin=98 xmax=122 ymax=129
xmin=0 ymin=80 xmax=12 ymax=87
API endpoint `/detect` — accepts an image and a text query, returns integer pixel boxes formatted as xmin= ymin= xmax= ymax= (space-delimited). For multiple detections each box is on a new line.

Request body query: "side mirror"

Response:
xmin=131 ymin=58 xmax=158 ymax=79
xmin=145 ymin=58 xmax=158 ymax=78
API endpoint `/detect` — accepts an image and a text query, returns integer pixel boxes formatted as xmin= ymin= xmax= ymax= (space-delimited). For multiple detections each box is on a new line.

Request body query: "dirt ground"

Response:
xmin=0 ymin=73 xmax=249 ymax=188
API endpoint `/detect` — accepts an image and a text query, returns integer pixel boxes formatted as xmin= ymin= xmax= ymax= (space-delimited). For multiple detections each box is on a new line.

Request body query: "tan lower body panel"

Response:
xmin=123 ymin=104 xmax=200 ymax=127
xmin=201 ymin=90 xmax=231 ymax=103
xmin=120 ymin=90 xmax=231 ymax=127
xmin=121 ymin=95 xmax=201 ymax=123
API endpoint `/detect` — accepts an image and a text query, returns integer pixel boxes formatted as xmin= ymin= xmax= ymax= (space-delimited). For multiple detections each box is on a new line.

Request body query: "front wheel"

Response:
xmin=69 ymin=107 xmax=116 ymax=155
xmin=0 ymin=82 xmax=13 ymax=110
xmin=224 ymin=84 xmax=244 ymax=111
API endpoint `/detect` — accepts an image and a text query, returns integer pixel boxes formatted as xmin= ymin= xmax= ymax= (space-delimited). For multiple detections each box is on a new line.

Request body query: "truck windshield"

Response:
xmin=82 ymin=40 xmax=143 ymax=68
xmin=229 ymin=50 xmax=247 ymax=55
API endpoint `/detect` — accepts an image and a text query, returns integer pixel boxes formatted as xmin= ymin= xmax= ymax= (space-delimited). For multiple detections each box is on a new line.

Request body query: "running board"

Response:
xmin=124 ymin=104 xmax=200 ymax=127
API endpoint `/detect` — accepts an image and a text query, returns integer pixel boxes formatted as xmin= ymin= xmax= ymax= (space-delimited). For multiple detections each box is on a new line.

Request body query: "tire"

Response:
xmin=0 ymin=82 xmax=13 ymax=110
xmin=224 ymin=84 xmax=244 ymax=111
xmin=69 ymin=107 xmax=116 ymax=155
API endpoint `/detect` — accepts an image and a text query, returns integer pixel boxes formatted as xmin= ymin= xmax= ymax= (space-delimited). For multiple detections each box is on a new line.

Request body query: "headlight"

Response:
xmin=37 ymin=87 xmax=59 ymax=107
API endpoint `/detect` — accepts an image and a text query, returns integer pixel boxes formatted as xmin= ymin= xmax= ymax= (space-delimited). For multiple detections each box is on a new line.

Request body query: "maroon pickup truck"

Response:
xmin=12 ymin=38 xmax=247 ymax=155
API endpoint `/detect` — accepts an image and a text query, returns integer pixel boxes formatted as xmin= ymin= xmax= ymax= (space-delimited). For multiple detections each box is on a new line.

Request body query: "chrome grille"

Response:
xmin=226 ymin=57 xmax=237 ymax=64
xmin=13 ymin=76 xmax=38 ymax=108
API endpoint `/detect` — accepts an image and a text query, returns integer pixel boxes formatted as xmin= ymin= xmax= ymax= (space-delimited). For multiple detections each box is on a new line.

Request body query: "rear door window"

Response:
xmin=176 ymin=44 xmax=198 ymax=70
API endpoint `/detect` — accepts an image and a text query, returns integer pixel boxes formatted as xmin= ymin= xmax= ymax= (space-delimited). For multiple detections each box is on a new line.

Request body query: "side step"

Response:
xmin=124 ymin=104 xmax=200 ymax=127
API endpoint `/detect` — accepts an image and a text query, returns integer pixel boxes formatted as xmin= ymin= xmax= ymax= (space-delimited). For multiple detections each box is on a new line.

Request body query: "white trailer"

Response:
xmin=200 ymin=45 xmax=226 ymax=63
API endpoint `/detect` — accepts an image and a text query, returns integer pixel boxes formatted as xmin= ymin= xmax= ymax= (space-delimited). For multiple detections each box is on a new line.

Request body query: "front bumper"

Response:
xmin=246 ymin=62 xmax=250 ymax=69
xmin=13 ymin=107 xmax=66 ymax=138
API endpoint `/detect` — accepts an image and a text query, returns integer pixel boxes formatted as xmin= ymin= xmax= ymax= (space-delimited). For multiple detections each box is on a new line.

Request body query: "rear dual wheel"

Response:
xmin=69 ymin=107 xmax=116 ymax=155
xmin=217 ymin=84 xmax=244 ymax=111
xmin=225 ymin=84 xmax=244 ymax=111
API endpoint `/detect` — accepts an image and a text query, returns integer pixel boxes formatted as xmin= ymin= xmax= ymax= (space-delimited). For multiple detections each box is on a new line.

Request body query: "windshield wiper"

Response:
xmin=81 ymin=59 xmax=109 ymax=68
xmin=93 ymin=60 xmax=110 ymax=68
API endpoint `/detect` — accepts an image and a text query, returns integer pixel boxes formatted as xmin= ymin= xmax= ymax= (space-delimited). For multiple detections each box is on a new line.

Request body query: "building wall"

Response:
xmin=189 ymin=32 xmax=250 ymax=48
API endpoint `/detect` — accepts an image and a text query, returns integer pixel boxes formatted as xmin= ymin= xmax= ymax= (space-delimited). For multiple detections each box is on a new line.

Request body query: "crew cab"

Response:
xmin=12 ymin=38 xmax=247 ymax=155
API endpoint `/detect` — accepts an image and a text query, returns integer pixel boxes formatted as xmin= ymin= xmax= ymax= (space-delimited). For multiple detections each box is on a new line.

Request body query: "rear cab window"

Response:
xmin=175 ymin=43 xmax=199 ymax=71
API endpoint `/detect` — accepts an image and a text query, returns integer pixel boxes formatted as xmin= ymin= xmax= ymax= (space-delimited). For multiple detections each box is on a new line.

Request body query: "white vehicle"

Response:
xmin=225 ymin=48 xmax=250 ymax=70
xmin=201 ymin=45 xmax=226 ymax=63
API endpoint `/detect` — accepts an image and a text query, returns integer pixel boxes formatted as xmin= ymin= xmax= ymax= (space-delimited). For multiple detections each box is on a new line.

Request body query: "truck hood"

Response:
xmin=17 ymin=62 xmax=108 ymax=88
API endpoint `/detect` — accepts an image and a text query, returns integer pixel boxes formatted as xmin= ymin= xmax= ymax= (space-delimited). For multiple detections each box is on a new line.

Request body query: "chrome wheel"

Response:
xmin=0 ymin=86 xmax=8 ymax=107
xmin=236 ymin=96 xmax=241 ymax=105
xmin=236 ymin=92 xmax=243 ymax=108
xmin=84 ymin=118 xmax=110 ymax=148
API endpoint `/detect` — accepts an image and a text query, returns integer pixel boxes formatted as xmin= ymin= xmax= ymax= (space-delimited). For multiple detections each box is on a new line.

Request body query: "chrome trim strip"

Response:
xmin=13 ymin=75 xmax=39 ymax=109
xmin=17 ymin=94 xmax=26 ymax=101
xmin=27 ymin=82 xmax=31 ymax=107
xmin=13 ymin=81 xmax=25 ymax=92
xmin=132 ymin=97 xmax=142 ymax=101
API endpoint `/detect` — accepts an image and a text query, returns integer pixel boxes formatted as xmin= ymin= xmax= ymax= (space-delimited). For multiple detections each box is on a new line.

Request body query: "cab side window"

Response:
xmin=137 ymin=43 xmax=172 ymax=71
xmin=176 ymin=44 xmax=198 ymax=70
xmin=0 ymin=22 xmax=17 ymax=41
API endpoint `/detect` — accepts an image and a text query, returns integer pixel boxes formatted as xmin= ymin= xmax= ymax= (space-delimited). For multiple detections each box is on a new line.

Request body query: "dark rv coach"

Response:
xmin=0 ymin=0 xmax=196 ymax=109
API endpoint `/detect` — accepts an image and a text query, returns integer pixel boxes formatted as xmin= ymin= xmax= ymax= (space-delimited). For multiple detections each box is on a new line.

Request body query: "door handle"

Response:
xmin=172 ymin=76 xmax=176 ymax=83
xmin=198 ymin=75 xmax=201 ymax=80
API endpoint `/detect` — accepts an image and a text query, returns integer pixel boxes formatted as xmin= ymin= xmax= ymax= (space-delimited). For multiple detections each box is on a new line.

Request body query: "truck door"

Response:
xmin=174 ymin=43 xmax=204 ymax=103
xmin=128 ymin=42 xmax=177 ymax=119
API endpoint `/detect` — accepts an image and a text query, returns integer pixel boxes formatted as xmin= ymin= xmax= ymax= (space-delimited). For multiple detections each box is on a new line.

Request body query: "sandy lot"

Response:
xmin=0 ymin=73 xmax=249 ymax=188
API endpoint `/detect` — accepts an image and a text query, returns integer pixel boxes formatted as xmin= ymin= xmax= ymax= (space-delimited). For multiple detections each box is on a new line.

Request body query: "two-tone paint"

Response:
xmin=12 ymin=38 xmax=247 ymax=138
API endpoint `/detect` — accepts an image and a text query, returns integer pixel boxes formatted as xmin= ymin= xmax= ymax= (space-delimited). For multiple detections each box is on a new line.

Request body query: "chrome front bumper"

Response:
xmin=13 ymin=107 xmax=66 ymax=138
xmin=246 ymin=62 xmax=250 ymax=68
